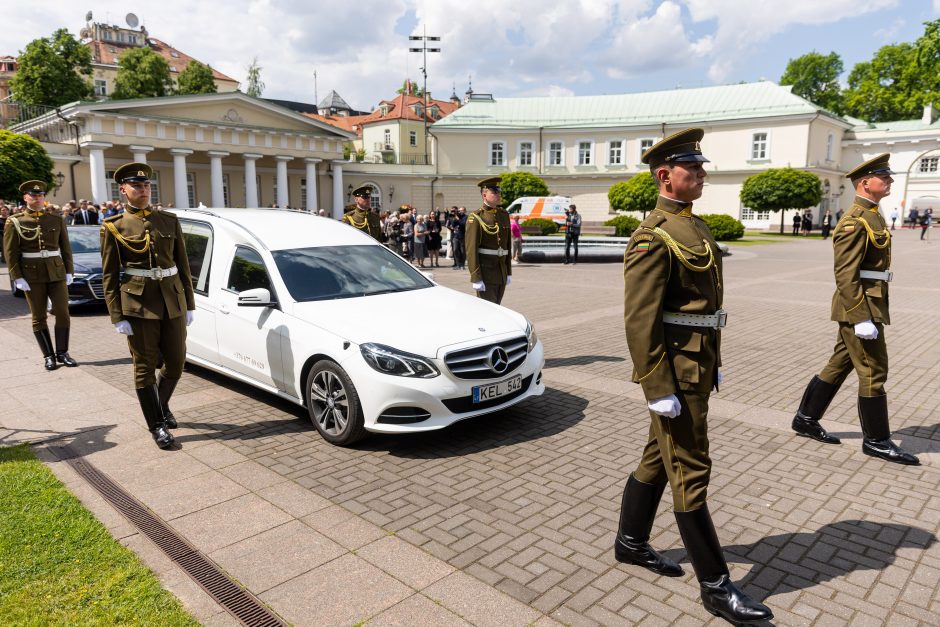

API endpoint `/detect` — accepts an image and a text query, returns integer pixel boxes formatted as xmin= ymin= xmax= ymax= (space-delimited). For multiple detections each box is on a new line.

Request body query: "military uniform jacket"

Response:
xmin=466 ymin=205 xmax=512 ymax=284
xmin=341 ymin=209 xmax=382 ymax=240
xmin=100 ymin=207 xmax=196 ymax=324
xmin=830 ymin=196 xmax=891 ymax=325
xmin=624 ymin=197 xmax=723 ymax=399
xmin=3 ymin=211 xmax=73 ymax=283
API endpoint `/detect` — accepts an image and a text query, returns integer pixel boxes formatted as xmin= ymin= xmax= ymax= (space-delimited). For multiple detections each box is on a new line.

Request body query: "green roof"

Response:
xmin=857 ymin=118 xmax=940 ymax=132
xmin=434 ymin=81 xmax=845 ymax=129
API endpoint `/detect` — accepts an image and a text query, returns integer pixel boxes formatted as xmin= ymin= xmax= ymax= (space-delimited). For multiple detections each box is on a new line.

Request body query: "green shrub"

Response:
xmin=522 ymin=218 xmax=559 ymax=235
xmin=700 ymin=214 xmax=745 ymax=241
xmin=604 ymin=215 xmax=641 ymax=237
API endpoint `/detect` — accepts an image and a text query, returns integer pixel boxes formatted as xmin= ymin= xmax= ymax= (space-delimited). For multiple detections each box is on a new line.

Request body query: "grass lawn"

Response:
xmin=0 ymin=445 xmax=198 ymax=625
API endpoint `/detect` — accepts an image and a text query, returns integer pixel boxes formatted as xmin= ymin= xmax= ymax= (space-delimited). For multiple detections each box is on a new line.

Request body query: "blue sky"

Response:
xmin=4 ymin=1 xmax=939 ymax=110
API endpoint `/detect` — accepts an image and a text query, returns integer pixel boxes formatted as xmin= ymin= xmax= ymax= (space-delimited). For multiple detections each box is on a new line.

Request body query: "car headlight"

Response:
xmin=526 ymin=320 xmax=538 ymax=352
xmin=360 ymin=343 xmax=440 ymax=378
xmin=72 ymin=272 xmax=90 ymax=280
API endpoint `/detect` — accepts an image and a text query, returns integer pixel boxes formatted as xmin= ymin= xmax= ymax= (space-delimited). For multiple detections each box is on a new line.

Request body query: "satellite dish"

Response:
xmin=126 ymin=13 xmax=139 ymax=28
xmin=85 ymin=10 xmax=93 ymax=22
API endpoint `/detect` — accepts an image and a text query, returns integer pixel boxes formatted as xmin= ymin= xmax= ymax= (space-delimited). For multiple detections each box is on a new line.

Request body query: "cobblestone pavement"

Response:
xmin=2 ymin=228 xmax=938 ymax=626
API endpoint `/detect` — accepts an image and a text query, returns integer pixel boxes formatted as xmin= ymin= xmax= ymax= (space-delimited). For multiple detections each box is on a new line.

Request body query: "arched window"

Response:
xmin=365 ymin=182 xmax=382 ymax=211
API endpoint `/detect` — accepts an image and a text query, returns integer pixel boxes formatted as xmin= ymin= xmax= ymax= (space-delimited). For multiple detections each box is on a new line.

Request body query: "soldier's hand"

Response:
xmin=65 ymin=273 xmax=73 ymax=286
xmin=472 ymin=281 xmax=485 ymax=291
xmin=186 ymin=310 xmax=194 ymax=326
xmin=648 ymin=394 xmax=681 ymax=418
xmin=854 ymin=320 xmax=878 ymax=340
xmin=506 ymin=276 xmax=511 ymax=286
xmin=114 ymin=320 xmax=134 ymax=336
xmin=717 ymin=369 xmax=724 ymax=385
xmin=13 ymin=278 xmax=30 ymax=292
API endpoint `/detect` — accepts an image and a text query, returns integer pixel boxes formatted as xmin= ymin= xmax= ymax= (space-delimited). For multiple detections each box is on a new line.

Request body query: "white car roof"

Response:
xmin=172 ymin=208 xmax=378 ymax=250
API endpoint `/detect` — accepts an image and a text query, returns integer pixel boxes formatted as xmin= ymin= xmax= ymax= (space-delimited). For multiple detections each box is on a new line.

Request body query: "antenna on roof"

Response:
xmin=126 ymin=12 xmax=139 ymax=28
xmin=85 ymin=10 xmax=93 ymax=22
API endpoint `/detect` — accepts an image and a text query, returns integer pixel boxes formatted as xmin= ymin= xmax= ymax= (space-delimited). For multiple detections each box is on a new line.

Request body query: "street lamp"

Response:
xmin=409 ymin=26 xmax=440 ymax=166
xmin=346 ymin=183 xmax=353 ymax=202
xmin=389 ymin=184 xmax=395 ymax=202
xmin=54 ymin=171 xmax=65 ymax=197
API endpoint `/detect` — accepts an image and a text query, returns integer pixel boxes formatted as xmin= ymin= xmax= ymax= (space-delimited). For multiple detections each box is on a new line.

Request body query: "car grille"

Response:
xmin=444 ymin=336 xmax=528 ymax=380
xmin=89 ymin=278 xmax=104 ymax=299
xmin=442 ymin=374 xmax=534 ymax=414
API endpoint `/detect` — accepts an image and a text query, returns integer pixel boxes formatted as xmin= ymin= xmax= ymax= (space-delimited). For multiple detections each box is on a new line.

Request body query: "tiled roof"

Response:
xmin=87 ymin=38 xmax=236 ymax=83
xmin=302 ymin=112 xmax=369 ymax=135
xmin=355 ymin=93 xmax=460 ymax=126
xmin=318 ymin=90 xmax=351 ymax=111
xmin=434 ymin=81 xmax=845 ymax=129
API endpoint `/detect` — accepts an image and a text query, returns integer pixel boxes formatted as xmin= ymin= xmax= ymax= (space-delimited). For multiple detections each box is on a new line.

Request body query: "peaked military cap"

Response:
xmin=642 ymin=128 xmax=710 ymax=169
xmin=478 ymin=176 xmax=502 ymax=191
xmin=113 ymin=162 xmax=153 ymax=183
xmin=352 ymin=184 xmax=373 ymax=198
xmin=19 ymin=180 xmax=48 ymax=195
xmin=845 ymin=153 xmax=893 ymax=181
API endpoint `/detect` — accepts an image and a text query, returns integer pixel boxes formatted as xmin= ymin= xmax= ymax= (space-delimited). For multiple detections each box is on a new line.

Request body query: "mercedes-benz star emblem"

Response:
xmin=488 ymin=347 xmax=509 ymax=374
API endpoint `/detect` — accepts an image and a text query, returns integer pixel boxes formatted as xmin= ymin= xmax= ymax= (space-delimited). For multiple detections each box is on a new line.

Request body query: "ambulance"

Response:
xmin=505 ymin=196 xmax=572 ymax=225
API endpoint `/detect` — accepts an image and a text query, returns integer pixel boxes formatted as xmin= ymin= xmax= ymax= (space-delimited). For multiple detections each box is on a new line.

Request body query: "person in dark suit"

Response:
xmin=72 ymin=199 xmax=100 ymax=225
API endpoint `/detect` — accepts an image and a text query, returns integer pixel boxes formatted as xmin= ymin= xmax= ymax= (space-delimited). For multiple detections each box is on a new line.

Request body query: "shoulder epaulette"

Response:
xmin=640 ymin=211 xmax=667 ymax=228
xmin=104 ymin=214 xmax=121 ymax=223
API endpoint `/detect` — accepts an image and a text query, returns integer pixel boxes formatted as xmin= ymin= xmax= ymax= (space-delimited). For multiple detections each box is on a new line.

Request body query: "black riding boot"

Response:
xmin=614 ymin=474 xmax=683 ymax=576
xmin=675 ymin=506 xmax=773 ymax=625
xmin=54 ymin=327 xmax=79 ymax=367
xmin=34 ymin=329 xmax=58 ymax=371
xmin=859 ymin=395 xmax=919 ymax=465
xmin=791 ymin=375 xmax=840 ymax=444
xmin=136 ymin=385 xmax=174 ymax=449
xmin=157 ymin=374 xmax=179 ymax=429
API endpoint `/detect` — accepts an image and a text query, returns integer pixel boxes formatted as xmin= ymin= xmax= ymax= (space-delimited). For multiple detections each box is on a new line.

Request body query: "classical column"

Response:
xmin=81 ymin=141 xmax=113 ymax=205
xmin=243 ymin=153 xmax=262 ymax=208
xmin=129 ymin=144 xmax=154 ymax=164
xmin=331 ymin=161 xmax=344 ymax=219
xmin=304 ymin=158 xmax=321 ymax=212
xmin=275 ymin=155 xmax=292 ymax=208
xmin=208 ymin=150 xmax=229 ymax=208
xmin=170 ymin=148 xmax=193 ymax=209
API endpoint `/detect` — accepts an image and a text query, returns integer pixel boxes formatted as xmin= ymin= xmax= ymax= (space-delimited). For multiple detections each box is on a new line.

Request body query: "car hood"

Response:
xmin=73 ymin=252 xmax=102 ymax=274
xmin=288 ymin=285 xmax=527 ymax=358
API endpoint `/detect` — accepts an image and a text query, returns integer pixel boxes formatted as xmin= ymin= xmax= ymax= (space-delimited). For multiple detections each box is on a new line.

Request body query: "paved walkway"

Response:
xmin=1 ymin=229 xmax=938 ymax=626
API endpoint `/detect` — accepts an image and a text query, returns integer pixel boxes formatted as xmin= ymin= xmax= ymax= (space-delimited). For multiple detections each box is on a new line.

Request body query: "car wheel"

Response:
xmin=306 ymin=360 xmax=367 ymax=446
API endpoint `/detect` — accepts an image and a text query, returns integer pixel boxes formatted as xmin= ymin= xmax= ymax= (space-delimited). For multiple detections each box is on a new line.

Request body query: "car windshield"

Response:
xmin=68 ymin=228 xmax=101 ymax=254
xmin=271 ymin=245 xmax=433 ymax=302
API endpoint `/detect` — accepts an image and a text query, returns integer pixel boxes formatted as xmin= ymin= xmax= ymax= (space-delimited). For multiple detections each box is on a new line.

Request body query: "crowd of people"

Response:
xmin=380 ymin=205 xmax=474 ymax=269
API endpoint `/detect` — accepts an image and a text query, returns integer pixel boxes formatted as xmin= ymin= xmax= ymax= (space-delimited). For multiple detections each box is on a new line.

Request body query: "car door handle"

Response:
xmin=219 ymin=304 xmax=231 ymax=315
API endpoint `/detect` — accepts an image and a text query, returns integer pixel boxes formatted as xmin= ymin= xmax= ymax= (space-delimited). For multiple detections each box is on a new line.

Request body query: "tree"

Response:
xmin=739 ymin=168 xmax=822 ymax=234
xmin=0 ymin=130 xmax=54 ymax=201
xmin=176 ymin=60 xmax=217 ymax=95
xmin=780 ymin=51 xmax=844 ymax=114
xmin=112 ymin=48 xmax=172 ymax=99
xmin=608 ymin=172 xmax=658 ymax=217
xmin=395 ymin=78 xmax=425 ymax=97
xmin=499 ymin=172 xmax=549 ymax=208
xmin=9 ymin=29 xmax=92 ymax=107
xmin=246 ymin=57 xmax=264 ymax=97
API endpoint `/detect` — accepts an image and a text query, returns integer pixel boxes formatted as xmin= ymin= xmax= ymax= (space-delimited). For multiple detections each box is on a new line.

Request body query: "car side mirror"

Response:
xmin=237 ymin=287 xmax=276 ymax=307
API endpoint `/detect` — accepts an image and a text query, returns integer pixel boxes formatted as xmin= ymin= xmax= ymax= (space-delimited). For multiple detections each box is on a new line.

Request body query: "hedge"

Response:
xmin=522 ymin=218 xmax=559 ymax=235
xmin=699 ymin=214 xmax=745 ymax=241
xmin=604 ymin=215 xmax=641 ymax=237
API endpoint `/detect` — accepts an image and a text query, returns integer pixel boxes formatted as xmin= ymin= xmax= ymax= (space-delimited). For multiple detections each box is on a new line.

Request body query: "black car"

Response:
xmin=11 ymin=225 xmax=105 ymax=306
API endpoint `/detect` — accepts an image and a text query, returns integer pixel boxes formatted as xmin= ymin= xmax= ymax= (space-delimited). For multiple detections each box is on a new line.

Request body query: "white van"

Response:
xmin=505 ymin=196 xmax=572 ymax=225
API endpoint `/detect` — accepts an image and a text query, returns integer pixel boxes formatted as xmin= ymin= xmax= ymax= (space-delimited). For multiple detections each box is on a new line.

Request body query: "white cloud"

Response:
xmin=874 ymin=18 xmax=906 ymax=41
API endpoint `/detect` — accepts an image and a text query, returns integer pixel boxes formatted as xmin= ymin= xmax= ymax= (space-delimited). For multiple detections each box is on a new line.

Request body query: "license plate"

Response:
xmin=473 ymin=375 xmax=522 ymax=403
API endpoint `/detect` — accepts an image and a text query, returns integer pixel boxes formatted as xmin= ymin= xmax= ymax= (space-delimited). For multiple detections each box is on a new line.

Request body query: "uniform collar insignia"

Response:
xmin=656 ymin=195 xmax=693 ymax=216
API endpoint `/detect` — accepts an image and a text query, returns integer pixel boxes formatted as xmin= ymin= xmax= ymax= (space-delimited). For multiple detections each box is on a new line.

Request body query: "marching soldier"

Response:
xmin=3 ymin=180 xmax=78 ymax=370
xmin=341 ymin=185 xmax=382 ymax=240
xmin=466 ymin=177 xmax=511 ymax=304
xmin=791 ymin=154 xmax=919 ymax=465
xmin=100 ymin=163 xmax=195 ymax=449
xmin=616 ymin=129 xmax=773 ymax=624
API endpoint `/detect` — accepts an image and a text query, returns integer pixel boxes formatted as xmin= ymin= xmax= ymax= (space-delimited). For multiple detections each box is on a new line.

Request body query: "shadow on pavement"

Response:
xmin=893 ymin=423 xmax=940 ymax=454
xmin=81 ymin=357 xmax=134 ymax=367
xmin=544 ymin=355 xmax=625 ymax=368
xmin=18 ymin=424 xmax=119 ymax=456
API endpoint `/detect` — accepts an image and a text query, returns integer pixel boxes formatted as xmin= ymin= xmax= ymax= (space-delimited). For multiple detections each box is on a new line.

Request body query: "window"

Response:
xmin=751 ymin=132 xmax=769 ymax=160
xmin=186 ymin=172 xmax=196 ymax=208
xmin=519 ymin=142 xmax=533 ymax=166
xmin=369 ymin=184 xmax=382 ymax=212
xmin=222 ymin=174 xmax=230 ymax=207
xmin=489 ymin=141 xmax=505 ymax=166
xmin=919 ymin=157 xmax=939 ymax=173
xmin=548 ymin=141 xmax=563 ymax=166
xmin=384 ymin=129 xmax=392 ymax=148
xmin=94 ymin=80 xmax=107 ymax=97
xmin=741 ymin=207 xmax=772 ymax=221
xmin=180 ymin=220 xmax=213 ymax=294
xmin=103 ymin=31 xmax=113 ymax=41
xmin=608 ymin=140 xmax=623 ymax=165
xmin=578 ymin=141 xmax=593 ymax=165
xmin=227 ymin=246 xmax=272 ymax=293
xmin=106 ymin=171 xmax=120 ymax=202
xmin=826 ymin=133 xmax=834 ymax=161
xmin=170 ymin=50 xmax=180 ymax=58
xmin=638 ymin=138 xmax=655 ymax=162
xmin=409 ymin=130 xmax=417 ymax=147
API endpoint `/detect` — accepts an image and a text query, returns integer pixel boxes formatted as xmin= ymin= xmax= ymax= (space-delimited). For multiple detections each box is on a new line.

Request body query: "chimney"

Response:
xmin=923 ymin=103 xmax=936 ymax=125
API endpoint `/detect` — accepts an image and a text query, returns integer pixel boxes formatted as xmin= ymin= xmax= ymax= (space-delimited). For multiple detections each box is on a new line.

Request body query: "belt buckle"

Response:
xmin=716 ymin=309 xmax=727 ymax=329
xmin=149 ymin=268 xmax=163 ymax=279
xmin=39 ymin=249 xmax=50 ymax=259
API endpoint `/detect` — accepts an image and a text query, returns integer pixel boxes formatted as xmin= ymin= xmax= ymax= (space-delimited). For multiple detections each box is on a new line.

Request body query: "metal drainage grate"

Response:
xmin=57 ymin=446 xmax=287 ymax=627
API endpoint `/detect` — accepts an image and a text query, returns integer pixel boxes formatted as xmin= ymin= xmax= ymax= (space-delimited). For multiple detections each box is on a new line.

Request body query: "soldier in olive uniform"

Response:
xmin=616 ymin=129 xmax=773 ymax=624
xmin=791 ymin=154 xmax=918 ymax=465
xmin=341 ymin=185 xmax=382 ymax=240
xmin=100 ymin=163 xmax=196 ymax=449
xmin=465 ymin=177 xmax=511 ymax=304
xmin=3 ymin=180 xmax=78 ymax=370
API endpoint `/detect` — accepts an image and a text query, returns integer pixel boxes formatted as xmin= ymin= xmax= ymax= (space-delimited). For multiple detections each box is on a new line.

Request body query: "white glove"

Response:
xmin=472 ymin=281 xmax=485 ymax=291
xmin=854 ymin=320 xmax=878 ymax=340
xmin=185 ymin=310 xmax=194 ymax=326
xmin=506 ymin=276 xmax=511 ymax=286
xmin=14 ymin=278 xmax=30 ymax=292
xmin=114 ymin=320 xmax=134 ymax=336
xmin=65 ymin=273 xmax=73 ymax=286
xmin=717 ymin=369 xmax=724 ymax=385
xmin=648 ymin=394 xmax=681 ymax=418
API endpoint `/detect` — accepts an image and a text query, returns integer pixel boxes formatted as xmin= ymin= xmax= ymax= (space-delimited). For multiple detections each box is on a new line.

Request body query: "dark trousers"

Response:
xmin=127 ymin=315 xmax=187 ymax=387
xmin=818 ymin=322 xmax=888 ymax=396
xmin=24 ymin=280 xmax=70 ymax=331
xmin=564 ymin=233 xmax=580 ymax=263
xmin=452 ymin=238 xmax=466 ymax=267
xmin=475 ymin=282 xmax=506 ymax=305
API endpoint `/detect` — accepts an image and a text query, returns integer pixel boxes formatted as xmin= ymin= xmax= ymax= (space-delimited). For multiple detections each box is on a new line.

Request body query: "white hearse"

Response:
xmin=174 ymin=208 xmax=545 ymax=445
